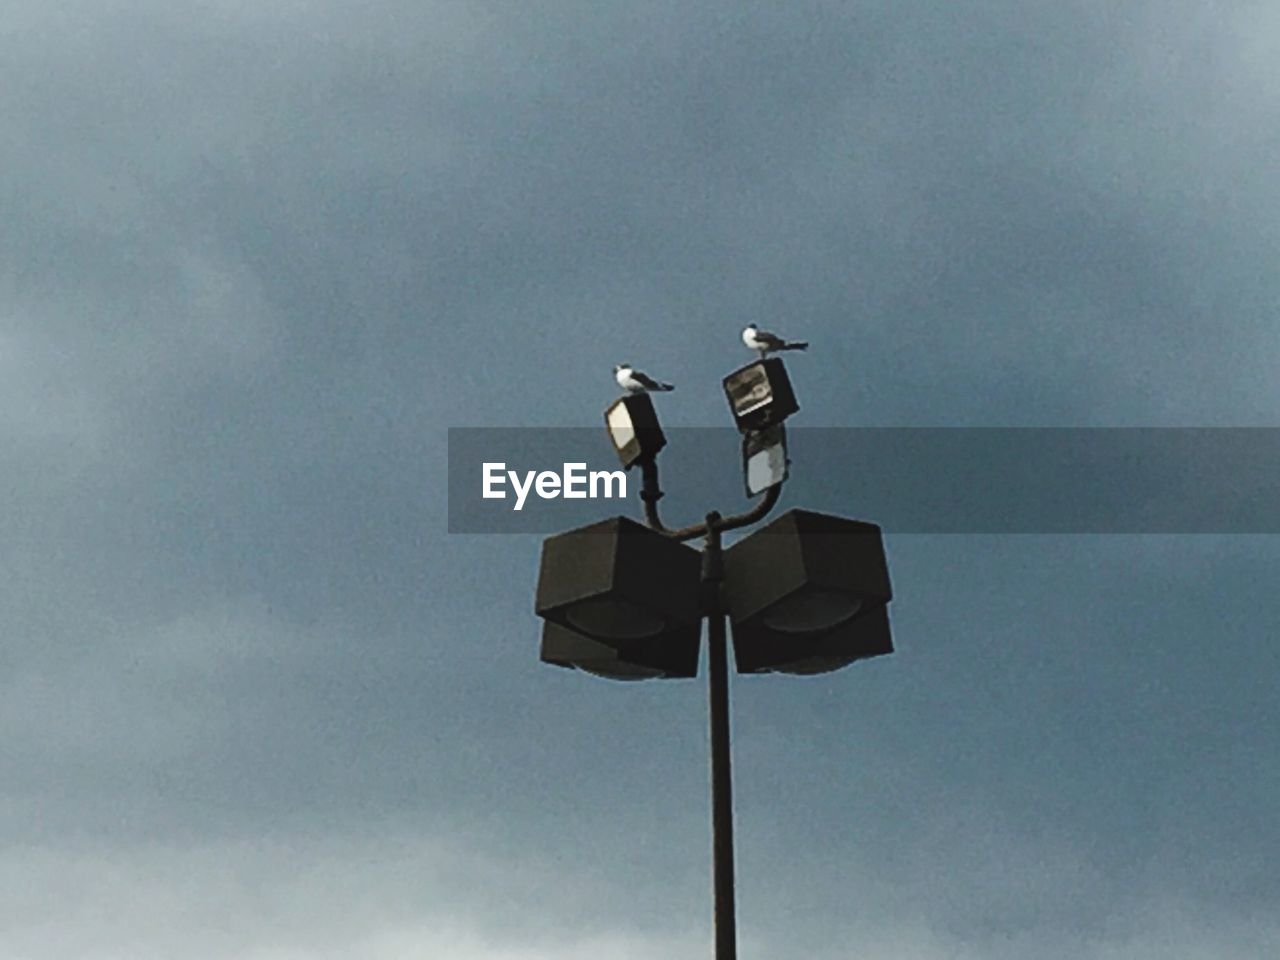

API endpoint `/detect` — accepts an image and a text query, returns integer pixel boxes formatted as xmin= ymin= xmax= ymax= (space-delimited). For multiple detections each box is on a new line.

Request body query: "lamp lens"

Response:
xmin=564 ymin=597 xmax=666 ymax=640
xmin=606 ymin=402 xmax=636 ymax=451
xmin=778 ymin=653 xmax=859 ymax=675
xmin=760 ymin=589 xmax=861 ymax=634
xmin=745 ymin=441 xmax=787 ymax=495
xmin=580 ymin=662 xmax=662 ymax=681
xmin=725 ymin=365 xmax=773 ymax=417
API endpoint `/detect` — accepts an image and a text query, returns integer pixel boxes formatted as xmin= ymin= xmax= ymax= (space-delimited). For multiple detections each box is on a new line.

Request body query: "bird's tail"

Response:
xmin=658 ymin=382 xmax=675 ymax=391
xmin=781 ymin=341 xmax=808 ymax=351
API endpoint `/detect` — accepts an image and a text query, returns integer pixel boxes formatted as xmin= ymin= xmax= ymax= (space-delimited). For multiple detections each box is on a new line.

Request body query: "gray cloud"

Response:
xmin=2 ymin=1 xmax=1277 ymax=956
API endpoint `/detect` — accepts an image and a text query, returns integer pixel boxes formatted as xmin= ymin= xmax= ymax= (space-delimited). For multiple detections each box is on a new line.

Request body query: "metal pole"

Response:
xmin=637 ymin=465 xmax=779 ymax=960
xmin=703 ymin=514 xmax=737 ymax=960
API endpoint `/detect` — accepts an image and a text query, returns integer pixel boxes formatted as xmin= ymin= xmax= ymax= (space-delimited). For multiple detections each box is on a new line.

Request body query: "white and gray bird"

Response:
xmin=742 ymin=323 xmax=809 ymax=356
xmin=614 ymin=363 xmax=674 ymax=393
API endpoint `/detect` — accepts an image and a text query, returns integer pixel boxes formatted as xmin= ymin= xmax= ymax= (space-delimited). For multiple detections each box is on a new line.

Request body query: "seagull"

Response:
xmin=742 ymin=323 xmax=808 ymax=357
xmin=614 ymin=363 xmax=674 ymax=393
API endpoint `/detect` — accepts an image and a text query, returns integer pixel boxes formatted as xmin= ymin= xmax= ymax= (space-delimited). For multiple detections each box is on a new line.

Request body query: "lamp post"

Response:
xmin=535 ymin=356 xmax=893 ymax=960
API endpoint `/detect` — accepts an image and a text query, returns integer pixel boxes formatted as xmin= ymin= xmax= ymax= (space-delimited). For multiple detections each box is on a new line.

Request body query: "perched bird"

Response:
xmin=742 ymin=323 xmax=808 ymax=356
xmin=615 ymin=363 xmax=674 ymax=393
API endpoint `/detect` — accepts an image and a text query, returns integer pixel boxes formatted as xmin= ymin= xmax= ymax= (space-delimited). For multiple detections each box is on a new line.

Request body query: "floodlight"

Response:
xmin=723 ymin=509 xmax=893 ymax=674
xmin=540 ymin=621 xmax=699 ymax=680
xmin=722 ymin=358 xmax=799 ymax=433
xmin=604 ymin=393 xmax=666 ymax=469
xmin=733 ymin=605 xmax=893 ymax=675
xmin=743 ymin=425 xmax=788 ymax=497
xmin=536 ymin=514 xmax=701 ymax=659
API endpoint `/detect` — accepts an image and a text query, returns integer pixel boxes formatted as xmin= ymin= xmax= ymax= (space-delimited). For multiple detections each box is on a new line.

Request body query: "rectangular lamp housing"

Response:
xmin=723 ymin=358 xmax=799 ymax=433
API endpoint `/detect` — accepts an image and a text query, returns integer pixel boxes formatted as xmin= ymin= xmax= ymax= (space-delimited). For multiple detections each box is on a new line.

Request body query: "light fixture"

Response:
xmin=743 ymin=425 xmax=788 ymax=497
xmin=733 ymin=605 xmax=893 ymax=675
xmin=540 ymin=621 xmax=699 ymax=680
xmin=535 ymin=515 xmax=701 ymax=678
xmin=723 ymin=509 xmax=893 ymax=674
xmin=537 ymin=345 xmax=898 ymax=956
xmin=722 ymin=358 xmax=799 ymax=433
xmin=604 ymin=393 xmax=666 ymax=469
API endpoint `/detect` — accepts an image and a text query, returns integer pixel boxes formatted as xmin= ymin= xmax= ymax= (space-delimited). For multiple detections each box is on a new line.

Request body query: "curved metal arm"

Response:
xmin=714 ymin=482 xmax=782 ymax=534
xmin=638 ymin=456 xmax=783 ymax=542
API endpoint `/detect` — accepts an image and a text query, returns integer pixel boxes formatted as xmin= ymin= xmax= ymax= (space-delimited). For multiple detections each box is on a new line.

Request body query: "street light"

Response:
xmin=541 ymin=621 xmax=698 ymax=680
xmin=534 ymin=353 xmax=893 ymax=960
xmin=723 ymin=509 xmax=893 ymax=674
xmin=535 ymin=514 xmax=702 ymax=665
xmin=604 ymin=392 xmax=667 ymax=468
xmin=722 ymin=357 xmax=799 ymax=432
xmin=742 ymin=425 xmax=788 ymax=498
xmin=731 ymin=605 xmax=893 ymax=676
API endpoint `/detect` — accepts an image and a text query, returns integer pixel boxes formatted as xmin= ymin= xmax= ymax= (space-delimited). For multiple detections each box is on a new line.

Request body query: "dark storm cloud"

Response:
xmin=2 ymin=1 xmax=1278 ymax=957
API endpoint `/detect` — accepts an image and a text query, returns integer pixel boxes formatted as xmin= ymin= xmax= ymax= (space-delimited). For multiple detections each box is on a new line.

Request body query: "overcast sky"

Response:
xmin=3 ymin=2 xmax=1278 ymax=957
